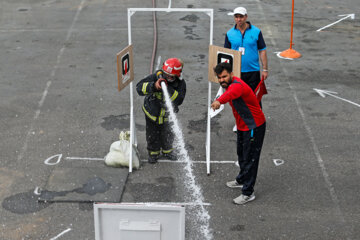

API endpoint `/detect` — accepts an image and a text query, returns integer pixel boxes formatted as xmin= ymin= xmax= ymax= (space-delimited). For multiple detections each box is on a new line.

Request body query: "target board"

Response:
xmin=208 ymin=45 xmax=241 ymax=83
xmin=117 ymin=45 xmax=134 ymax=91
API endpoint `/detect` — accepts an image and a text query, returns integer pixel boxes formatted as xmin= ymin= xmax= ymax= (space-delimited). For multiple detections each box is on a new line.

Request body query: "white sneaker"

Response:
xmin=233 ymin=194 xmax=255 ymax=205
xmin=226 ymin=180 xmax=243 ymax=188
xmin=233 ymin=125 xmax=237 ymax=132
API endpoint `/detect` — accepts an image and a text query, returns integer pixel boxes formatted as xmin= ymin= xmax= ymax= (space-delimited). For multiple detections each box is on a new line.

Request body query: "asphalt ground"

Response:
xmin=0 ymin=0 xmax=359 ymax=239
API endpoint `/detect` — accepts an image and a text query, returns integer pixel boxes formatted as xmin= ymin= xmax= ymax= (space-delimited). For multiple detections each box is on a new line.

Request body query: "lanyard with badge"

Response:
xmin=238 ymin=30 xmax=246 ymax=55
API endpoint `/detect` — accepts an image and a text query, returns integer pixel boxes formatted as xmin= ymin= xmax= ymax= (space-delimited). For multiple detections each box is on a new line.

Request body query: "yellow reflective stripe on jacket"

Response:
xmin=142 ymin=105 xmax=157 ymax=121
xmin=170 ymin=90 xmax=178 ymax=101
xmin=158 ymin=108 xmax=166 ymax=124
xmin=154 ymin=92 xmax=162 ymax=100
xmin=142 ymin=82 xmax=149 ymax=94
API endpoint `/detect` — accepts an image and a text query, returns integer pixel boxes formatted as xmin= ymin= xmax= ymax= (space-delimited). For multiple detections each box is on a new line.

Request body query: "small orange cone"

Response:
xmin=280 ymin=0 xmax=301 ymax=59
xmin=280 ymin=48 xmax=301 ymax=58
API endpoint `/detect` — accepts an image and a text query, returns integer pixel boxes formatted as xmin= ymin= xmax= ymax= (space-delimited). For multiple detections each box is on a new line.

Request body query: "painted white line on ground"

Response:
xmin=44 ymin=154 xmax=63 ymax=165
xmin=64 ymin=157 xmax=236 ymax=164
xmin=121 ymin=202 xmax=211 ymax=206
xmin=49 ymin=228 xmax=71 ymax=240
xmin=65 ymin=157 xmax=104 ymax=161
xmin=34 ymin=187 xmax=42 ymax=195
xmin=316 ymin=13 xmax=355 ymax=32
xmin=255 ymin=0 xmax=276 ymax=47
xmin=17 ymin=0 xmax=87 ymax=163
xmin=256 ymin=0 xmax=348 ymax=233
xmin=140 ymin=159 xmax=236 ymax=164
xmin=43 ymin=0 xmax=57 ymax=6
xmin=256 ymin=0 xmax=295 ymax=62
xmin=284 ymin=67 xmax=347 ymax=226
xmin=313 ymin=88 xmax=360 ymax=108
xmin=273 ymin=159 xmax=285 ymax=166
xmin=193 ymin=160 xmax=235 ymax=164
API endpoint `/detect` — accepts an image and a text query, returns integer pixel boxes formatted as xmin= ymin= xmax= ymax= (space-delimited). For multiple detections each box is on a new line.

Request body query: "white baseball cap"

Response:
xmin=227 ymin=7 xmax=247 ymax=16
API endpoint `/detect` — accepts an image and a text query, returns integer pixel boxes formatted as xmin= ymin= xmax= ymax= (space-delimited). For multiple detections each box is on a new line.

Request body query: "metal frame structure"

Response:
xmin=127 ymin=7 xmax=214 ymax=174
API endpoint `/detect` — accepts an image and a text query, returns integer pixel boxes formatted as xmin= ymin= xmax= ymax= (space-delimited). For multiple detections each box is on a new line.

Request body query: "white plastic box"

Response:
xmin=94 ymin=203 xmax=185 ymax=240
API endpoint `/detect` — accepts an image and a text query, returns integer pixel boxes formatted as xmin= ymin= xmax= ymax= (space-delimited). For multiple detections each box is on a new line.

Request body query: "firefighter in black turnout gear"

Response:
xmin=136 ymin=58 xmax=186 ymax=163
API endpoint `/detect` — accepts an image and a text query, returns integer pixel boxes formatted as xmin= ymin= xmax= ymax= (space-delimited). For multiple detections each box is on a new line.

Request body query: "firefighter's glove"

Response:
xmin=155 ymin=78 xmax=167 ymax=90
xmin=174 ymin=105 xmax=179 ymax=113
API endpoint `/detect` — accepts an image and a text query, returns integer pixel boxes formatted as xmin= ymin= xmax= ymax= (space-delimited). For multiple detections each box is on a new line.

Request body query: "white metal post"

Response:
xmin=126 ymin=8 xmax=213 ymax=174
xmin=206 ymin=82 xmax=211 ymax=175
xmin=206 ymin=9 xmax=213 ymax=175
xmin=128 ymin=9 xmax=134 ymax=173
xmin=209 ymin=10 xmax=213 ymax=46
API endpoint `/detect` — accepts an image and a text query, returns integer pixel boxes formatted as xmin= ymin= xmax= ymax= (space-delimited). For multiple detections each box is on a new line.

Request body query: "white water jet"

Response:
xmin=161 ymin=82 xmax=213 ymax=240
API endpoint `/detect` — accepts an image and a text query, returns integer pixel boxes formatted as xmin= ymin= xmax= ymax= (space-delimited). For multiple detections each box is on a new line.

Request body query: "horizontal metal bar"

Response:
xmin=128 ymin=8 xmax=213 ymax=13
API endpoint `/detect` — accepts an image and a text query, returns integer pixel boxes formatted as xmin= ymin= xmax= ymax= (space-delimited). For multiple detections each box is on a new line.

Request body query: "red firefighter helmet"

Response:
xmin=162 ymin=58 xmax=183 ymax=77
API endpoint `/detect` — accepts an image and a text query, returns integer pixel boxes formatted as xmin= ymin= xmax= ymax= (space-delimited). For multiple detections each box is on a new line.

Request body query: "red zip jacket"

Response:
xmin=217 ymin=76 xmax=265 ymax=131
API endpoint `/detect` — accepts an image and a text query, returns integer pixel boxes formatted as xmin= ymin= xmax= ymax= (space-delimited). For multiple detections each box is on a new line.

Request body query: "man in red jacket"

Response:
xmin=211 ymin=62 xmax=266 ymax=204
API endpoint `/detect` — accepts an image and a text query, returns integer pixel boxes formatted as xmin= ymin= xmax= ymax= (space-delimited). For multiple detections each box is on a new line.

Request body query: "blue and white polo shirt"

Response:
xmin=224 ymin=22 xmax=266 ymax=72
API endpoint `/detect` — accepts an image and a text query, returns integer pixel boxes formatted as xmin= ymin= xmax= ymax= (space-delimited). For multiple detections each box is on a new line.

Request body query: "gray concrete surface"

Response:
xmin=0 ymin=0 xmax=359 ymax=239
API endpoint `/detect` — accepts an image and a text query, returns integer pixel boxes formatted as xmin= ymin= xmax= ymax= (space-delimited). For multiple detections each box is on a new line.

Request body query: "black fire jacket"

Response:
xmin=136 ymin=71 xmax=186 ymax=124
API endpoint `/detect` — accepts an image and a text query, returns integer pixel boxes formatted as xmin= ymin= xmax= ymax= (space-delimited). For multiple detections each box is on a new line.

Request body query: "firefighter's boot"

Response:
xmin=148 ymin=152 xmax=160 ymax=164
xmin=162 ymin=150 xmax=177 ymax=161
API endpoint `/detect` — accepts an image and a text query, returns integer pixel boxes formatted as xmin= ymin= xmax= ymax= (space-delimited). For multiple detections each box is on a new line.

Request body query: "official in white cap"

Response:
xmin=227 ymin=7 xmax=247 ymax=16
xmin=224 ymin=6 xmax=268 ymax=132
xmin=225 ymin=6 xmax=268 ymax=87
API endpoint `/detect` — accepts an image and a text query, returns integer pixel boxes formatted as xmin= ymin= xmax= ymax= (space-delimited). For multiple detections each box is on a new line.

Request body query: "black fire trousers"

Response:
xmin=235 ymin=122 xmax=266 ymax=196
xmin=145 ymin=116 xmax=174 ymax=156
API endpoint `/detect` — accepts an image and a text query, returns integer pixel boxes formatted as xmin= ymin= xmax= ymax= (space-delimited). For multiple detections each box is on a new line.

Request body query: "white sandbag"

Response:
xmin=104 ymin=131 xmax=140 ymax=169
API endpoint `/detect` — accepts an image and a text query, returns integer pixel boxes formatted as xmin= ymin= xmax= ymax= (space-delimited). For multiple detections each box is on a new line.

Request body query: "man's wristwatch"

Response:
xmin=263 ymin=69 xmax=268 ymax=72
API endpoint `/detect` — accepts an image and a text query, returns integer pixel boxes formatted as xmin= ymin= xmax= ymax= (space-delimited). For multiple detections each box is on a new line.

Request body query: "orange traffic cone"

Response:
xmin=280 ymin=47 xmax=301 ymax=59
xmin=280 ymin=0 xmax=301 ymax=59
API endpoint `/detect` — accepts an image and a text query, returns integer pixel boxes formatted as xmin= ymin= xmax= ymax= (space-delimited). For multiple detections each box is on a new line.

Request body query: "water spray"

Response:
xmin=161 ymin=82 xmax=213 ymax=239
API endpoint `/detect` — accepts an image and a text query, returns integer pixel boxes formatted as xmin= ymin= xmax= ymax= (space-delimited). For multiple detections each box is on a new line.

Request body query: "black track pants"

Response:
xmin=236 ymin=122 xmax=266 ymax=196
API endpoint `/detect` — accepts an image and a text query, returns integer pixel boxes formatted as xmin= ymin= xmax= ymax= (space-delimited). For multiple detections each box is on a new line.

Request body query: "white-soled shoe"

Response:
xmin=226 ymin=180 xmax=243 ymax=188
xmin=233 ymin=193 xmax=255 ymax=205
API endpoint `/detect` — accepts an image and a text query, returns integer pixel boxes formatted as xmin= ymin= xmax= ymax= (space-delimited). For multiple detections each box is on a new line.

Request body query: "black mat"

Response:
xmin=38 ymin=159 xmax=128 ymax=202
